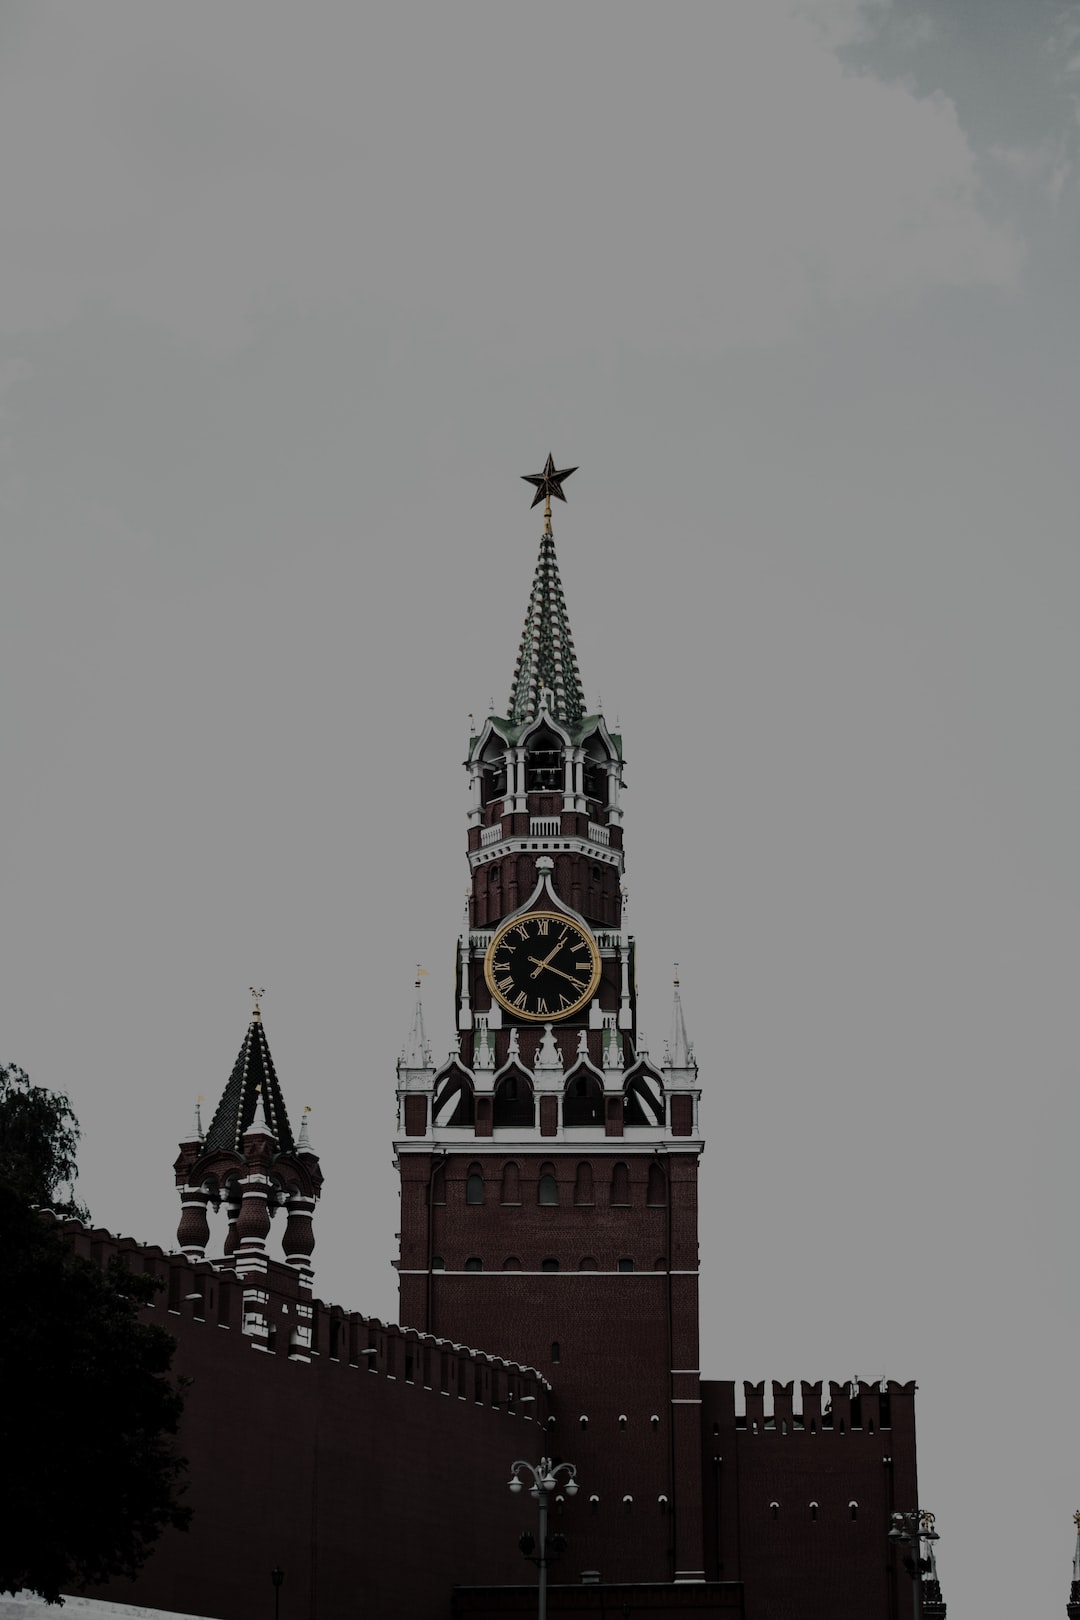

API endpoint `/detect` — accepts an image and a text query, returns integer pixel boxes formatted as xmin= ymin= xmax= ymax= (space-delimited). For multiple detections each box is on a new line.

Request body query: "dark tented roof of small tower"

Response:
xmin=508 ymin=533 xmax=585 ymax=727
xmin=203 ymin=1010 xmax=295 ymax=1154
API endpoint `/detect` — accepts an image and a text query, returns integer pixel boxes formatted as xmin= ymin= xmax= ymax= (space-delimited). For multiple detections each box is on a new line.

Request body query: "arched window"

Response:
xmin=573 ymin=1162 xmax=594 ymax=1205
xmin=551 ymin=1341 xmax=560 ymax=1363
xmin=525 ymin=725 xmax=564 ymax=792
xmin=810 ymin=1502 xmax=819 ymax=1521
xmin=480 ymin=739 xmax=507 ymax=805
xmin=563 ymin=1071 xmax=604 ymax=1127
xmin=466 ymin=1165 xmax=484 ymax=1206
xmin=493 ymin=1072 xmax=535 ymax=1129
xmin=849 ymin=1502 xmax=859 ymax=1521
xmin=610 ymin=1162 xmax=630 ymax=1205
xmin=617 ymin=1257 xmax=634 ymax=1273
xmin=541 ymin=1258 xmax=559 ymax=1273
xmin=488 ymin=864 xmax=501 ymax=886
xmin=646 ymin=1162 xmax=667 ymax=1206
xmin=464 ymin=1257 xmax=483 ymax=1272
xmin=431 ymin=1256 xmax=445 ymax=1270
xmin=431 ymin=1164 xmax=446 ymax=1206
xmin=625 ymin=1069 xmax=665 ymax=1127
xmin=432 ymin=1068 xmax=474 ymax=1128
xmin=500 ymin=1161 xmax=521 ymax=1204
xmin=538 ymin=1164 xmax=558 ymax=1205
xmin=582 ymin=736 xmax=609 ymax=805
xmin=578 ymin=1256 xmax=598 ymax=1271
xmin=502 ymin=1255 xmax=521 ymax=1271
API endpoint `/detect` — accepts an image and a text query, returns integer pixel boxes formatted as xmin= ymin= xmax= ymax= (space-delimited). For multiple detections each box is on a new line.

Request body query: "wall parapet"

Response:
xmin=700 ymin=1376 xmax=916 ymax=1436
xmin=58 ymin=1216 xmax=551 ymax=1420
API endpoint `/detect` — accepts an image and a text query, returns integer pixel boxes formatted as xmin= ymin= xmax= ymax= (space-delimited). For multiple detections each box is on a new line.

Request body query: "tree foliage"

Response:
xmin=0 ymin=1064 xmax=190 ymax=1603
xmin=0 ymin=1063 xmax=86 ymax=1216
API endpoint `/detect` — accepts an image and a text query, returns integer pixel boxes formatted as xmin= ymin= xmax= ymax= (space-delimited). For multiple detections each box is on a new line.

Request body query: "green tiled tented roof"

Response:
xmin=508 ymin=533 xmax=585 ymax=727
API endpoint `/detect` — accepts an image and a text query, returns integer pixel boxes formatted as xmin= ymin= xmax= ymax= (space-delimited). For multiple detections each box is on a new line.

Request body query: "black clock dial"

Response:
xmin=484 ymin=910 xmax=601 ymax=1022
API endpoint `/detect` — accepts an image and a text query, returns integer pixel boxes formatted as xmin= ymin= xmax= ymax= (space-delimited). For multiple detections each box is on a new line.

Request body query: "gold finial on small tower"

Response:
xmin=249 ymin=986 xmax=266 ymax=1021
xmin=1073 ymin=1509 xmax=1080 ymax=1533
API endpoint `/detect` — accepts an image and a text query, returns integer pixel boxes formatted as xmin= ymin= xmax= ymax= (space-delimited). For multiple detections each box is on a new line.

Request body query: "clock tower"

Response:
xmin=395 ymin=458 xmax=706 ymax=1584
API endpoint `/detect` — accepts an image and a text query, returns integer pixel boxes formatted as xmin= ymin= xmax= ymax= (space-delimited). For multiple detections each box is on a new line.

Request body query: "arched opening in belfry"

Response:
xmin=479 ymin=734 xmax=508 ymax=806
xmin=563 ymin=1069 xmax=604 ymax=1128
xmin=582 ymin=735 xmax=609 ymax=806
xmin=432 ymin=1067 xmax=474 ymax=1129
xmin=500 ymin=1161 xmax=521 ymax=1203
xmin=493 ymin=1070 xmax=535 ymax=1129
xmin=524 ymin=725 xmax=564 ymax=793
xmin=624 ymin=1069 xmax=665 ymax=1128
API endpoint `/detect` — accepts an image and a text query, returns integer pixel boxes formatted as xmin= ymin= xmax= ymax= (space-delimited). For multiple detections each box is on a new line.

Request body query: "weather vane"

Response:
xmin=521 ymin=452 xmax=577 ymax=537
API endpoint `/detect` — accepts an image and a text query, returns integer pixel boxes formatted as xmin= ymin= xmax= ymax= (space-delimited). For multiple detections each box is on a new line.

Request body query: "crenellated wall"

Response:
xmin=701 ymin=1378 xmax=919 ymax=1620
xmin=62 ymin=1220 xmax=554 ymax=1620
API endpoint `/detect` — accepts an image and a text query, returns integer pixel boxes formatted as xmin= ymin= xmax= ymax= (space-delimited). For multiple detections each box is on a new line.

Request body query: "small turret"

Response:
xmin=921 ymin=1523 xmax=946 ymax=1620
xmin=172 ymin=992 xmax=323 ymax=1333
xmin=1067 ymin=1511 xmax=1080 ymax=1620
xmin=400 ymin=968 xmax=433 ymax=1070
xmin=665 ymin=965 xmax=695 ymax=1072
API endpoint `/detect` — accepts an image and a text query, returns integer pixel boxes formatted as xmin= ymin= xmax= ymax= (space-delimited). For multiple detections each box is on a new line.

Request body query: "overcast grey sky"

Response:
xmin=2 ymin=3 xmax=1078 ymax=1614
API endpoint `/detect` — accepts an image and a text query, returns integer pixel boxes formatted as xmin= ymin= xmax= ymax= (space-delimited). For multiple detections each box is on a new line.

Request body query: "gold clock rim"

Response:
xmin=483 ymin=909 xmax=602 ymax=1023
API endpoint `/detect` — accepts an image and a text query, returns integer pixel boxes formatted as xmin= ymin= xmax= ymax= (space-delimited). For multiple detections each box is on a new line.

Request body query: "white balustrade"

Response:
xmin=588 ymin=821 xmax=611 ymax=847
xmin=530 ymin=817 xmax=561 ymax=837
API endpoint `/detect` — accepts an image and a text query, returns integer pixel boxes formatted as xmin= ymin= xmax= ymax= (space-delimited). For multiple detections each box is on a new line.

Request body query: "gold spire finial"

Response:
xmin=249 ymin=985 xmax=265 ymax=1020
xmin=1073 ymin=1509 xmax=1080 ymax=1533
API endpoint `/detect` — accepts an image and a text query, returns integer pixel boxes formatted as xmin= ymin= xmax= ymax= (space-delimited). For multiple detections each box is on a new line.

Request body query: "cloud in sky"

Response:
xmin=0 ymin=1 xmax=1022 ymax=353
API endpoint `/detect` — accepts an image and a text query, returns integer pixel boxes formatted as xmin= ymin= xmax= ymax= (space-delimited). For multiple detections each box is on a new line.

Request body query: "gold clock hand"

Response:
xmin=533 ymin=960 xmax=588 ymax=990
xmin=528 ymin=943 xmax=563 ymax=979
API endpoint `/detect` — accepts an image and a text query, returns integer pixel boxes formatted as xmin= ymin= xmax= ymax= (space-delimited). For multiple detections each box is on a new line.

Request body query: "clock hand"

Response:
xmin=531 ymin=959 xmax=588 ymax=990
xmin=528 ymin=941 xmax=564 ymax=979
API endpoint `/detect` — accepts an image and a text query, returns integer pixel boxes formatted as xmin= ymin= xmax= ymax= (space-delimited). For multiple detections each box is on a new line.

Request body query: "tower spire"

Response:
xmin=509 ymin=454 xmax=585 ymax=726
xmin=401 ymin=966 xmax=432 ymax=1068
xmin=1068 ymin=1512 xmax=1080 ymax=1620
xmin=202 ymin=992 xmax=295 ymax=1153
xmin=667 ymin=964 xmax=694 ymax=1070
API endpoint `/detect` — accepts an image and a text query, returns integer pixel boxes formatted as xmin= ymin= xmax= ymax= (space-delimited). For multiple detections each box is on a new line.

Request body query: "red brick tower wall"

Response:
xmin=398 ymin=1147 xmax=705 ymax=1585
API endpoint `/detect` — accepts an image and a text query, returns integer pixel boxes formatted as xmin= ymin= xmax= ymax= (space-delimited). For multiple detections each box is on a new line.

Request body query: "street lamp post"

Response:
xmin=888 ymin=1510 xmax=938 ymax=1620
xmin=269 ymin=1566 xmax=284 ymax=1620
xmin=507 ymin=1456 xmax=579 ymax=1620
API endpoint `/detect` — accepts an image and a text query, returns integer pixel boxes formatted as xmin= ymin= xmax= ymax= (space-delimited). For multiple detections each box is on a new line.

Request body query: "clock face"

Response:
xmin=484 ymin=910 xmax=601 ymax=1022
